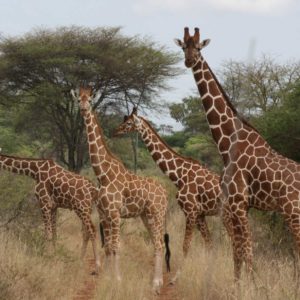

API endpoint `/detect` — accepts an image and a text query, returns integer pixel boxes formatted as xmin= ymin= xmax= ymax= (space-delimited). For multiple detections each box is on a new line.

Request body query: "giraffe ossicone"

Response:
xmin=176 ymin=26 xmax=300 ymax=281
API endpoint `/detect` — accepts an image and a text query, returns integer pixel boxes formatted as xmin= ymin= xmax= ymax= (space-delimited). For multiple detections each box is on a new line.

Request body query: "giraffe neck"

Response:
xmin=137 ymin=117 xmax=191 ymax=185
xmin=83 ymin=110 xmax=125 ymax=184
xmin=192 ymin=56 xmax=258 ymax=164
xmin=0 ymin=154 xmax=42 ymax=179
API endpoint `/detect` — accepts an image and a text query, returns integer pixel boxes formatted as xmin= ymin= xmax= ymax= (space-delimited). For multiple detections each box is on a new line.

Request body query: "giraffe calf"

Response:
xmin=0 ymin=153 xmax=101 ymax=273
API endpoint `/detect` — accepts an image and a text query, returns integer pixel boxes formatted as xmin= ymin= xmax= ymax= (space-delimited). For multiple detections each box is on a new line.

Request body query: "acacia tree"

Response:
xmin=0 ymin=26 xmax=180 ymax=172
xmin=219 ymin=55 xmax=300 ymax=115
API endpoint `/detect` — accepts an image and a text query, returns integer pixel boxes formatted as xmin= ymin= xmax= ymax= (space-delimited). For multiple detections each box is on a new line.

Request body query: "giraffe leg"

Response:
xmin=36 ymin=187 xmax=56 ymax=251
xmin=196 ymin=215 xmax=213 ymax=249
xmin=230 ymin=204 xmax=253 ymax=281
xmin=80 ymin=222 xmax=89 ymax=260
xmin=109 ymin=210 xmax=121 ymax=281
xmin=102 ymin=219 xmax=112 ymax=257
xmin=140 ymin=213 xmax=153 ymax=242
xmin=146 ymin=214 xmax=164 ymax=293
xmin=97 ymin=207 xmax=111 ymax=257
xmin=40 ymin=206 xmax=53 ymax=242
xmin=170 ymin=215 xmax=196 ymax=284
xmin=183 ymin=216 xmax=197 ymax=257
xmin=221 ymin=202 xmax=234 ymax=240
xmin=281 ymin=208 xmax=300 ymax=275
xmin=77 ymin=211 xmax=100 ymax=274
xmin=51 ymin=208 xmax=58 ymax=246
xmin=41 ymin=208 xmax=55 ymax=254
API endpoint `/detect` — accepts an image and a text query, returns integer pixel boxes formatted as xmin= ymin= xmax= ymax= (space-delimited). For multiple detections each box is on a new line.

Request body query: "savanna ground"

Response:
xmin=0 ymin=169 xmax=300 ymax=300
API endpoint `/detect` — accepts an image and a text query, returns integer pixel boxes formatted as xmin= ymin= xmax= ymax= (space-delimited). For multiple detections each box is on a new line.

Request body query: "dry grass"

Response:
xmin=1 ymin=175 xmax=299 ymax=300
xmin=93 ymin=203 xmax=299 ymax=300
xmin=0 ymin=211 xmax=88 ymax=300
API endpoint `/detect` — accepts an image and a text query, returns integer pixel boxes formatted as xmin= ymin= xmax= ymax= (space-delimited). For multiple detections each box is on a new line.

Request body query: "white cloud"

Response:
xmin=210 ymin=0 xmax=296 ymax=14
xmin=132 ymin=0 xmax=297 ymax=15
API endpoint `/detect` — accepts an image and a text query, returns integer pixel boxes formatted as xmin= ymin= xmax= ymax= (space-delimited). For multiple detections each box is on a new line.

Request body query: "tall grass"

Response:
xmin=0 ymin=170 xmax=299 ymax=299
xmin=0 ymin=211 xmax=87 ymax=300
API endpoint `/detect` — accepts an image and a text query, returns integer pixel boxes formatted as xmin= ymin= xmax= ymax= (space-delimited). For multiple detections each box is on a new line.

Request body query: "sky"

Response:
xmin=0 ymin=0 xmax=299 ymax=129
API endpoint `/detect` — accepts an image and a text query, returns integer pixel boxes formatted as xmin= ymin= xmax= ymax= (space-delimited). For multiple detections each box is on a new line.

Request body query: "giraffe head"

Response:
xmin=113 ymin=107 xmax=141 ymax=136
xmin=174 ymin=27 xmax=210 ymax=68
xmin=71 ymin=85 xmax=100 ymax=116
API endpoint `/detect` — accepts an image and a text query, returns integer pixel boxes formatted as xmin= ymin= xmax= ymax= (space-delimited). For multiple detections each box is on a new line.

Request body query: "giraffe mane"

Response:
xmin=0 ymin=153 xmax=52 ymax=162
xmin=205 ymin=62 xmax=259 ymax=133
xmin=140 ymin=117 xmax=202 ymax=165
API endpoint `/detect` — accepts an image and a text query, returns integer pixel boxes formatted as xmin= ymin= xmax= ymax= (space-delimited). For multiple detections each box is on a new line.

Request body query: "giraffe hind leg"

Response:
xmin=78 ymin=212 xmax=100 ymax=274
xmin=170 ymin=215 xmax=196 ymax=285
xmin=148 ymin=215 xmax=164 ymax=293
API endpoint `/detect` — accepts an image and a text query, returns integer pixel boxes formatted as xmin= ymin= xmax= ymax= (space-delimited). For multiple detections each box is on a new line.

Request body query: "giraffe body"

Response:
xmin=175 ymin=27 xmax=300 ymax=280
xmin=114 ymin=110 xmax=233 ymax=282
xmin=75 ymin=87 xmax=168 ymax=292
xmin=115 ymin=109 xmax=233 ymax=247
xmin=0 ymin=154 xmax=101 ymax=272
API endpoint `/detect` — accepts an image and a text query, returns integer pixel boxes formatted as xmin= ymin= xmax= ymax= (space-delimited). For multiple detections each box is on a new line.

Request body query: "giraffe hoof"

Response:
xmin=90 ymin=270 xmax=99 ymax=276
xmin=152 ymin=279 xmax=163 ymax=294
xmin=168 ymin=279 xmax=175 ymax=286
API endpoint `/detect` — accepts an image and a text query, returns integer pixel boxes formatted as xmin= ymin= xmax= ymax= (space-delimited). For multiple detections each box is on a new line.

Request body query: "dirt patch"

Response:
xmin=158 ymin=271 xmax=179 ymax=300
xmin=73 ymin=258 xmax=97 ymax=300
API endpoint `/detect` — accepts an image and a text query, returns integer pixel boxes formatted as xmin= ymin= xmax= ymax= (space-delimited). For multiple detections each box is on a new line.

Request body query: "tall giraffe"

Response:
xmin=0 ymin=153 xmax=101 ymax=273
xmin=114 ymin=108 xmax=233 ymax=282
xmin=72 ymin=86 xmax=169 ymax=292
xmin=175 ymin=27 xmax=300 ymax=280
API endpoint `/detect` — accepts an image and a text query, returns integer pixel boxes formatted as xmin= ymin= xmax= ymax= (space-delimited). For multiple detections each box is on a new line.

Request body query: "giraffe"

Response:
xmin=0 ymin=152 xmax=101 ymax=273
xmin=71 ymin=86 xmax=169 ymax=292
xmin=114 ymin=108 xmax=233 ymax=282
xmin=175 ymin=27 xmax=300 ymax=280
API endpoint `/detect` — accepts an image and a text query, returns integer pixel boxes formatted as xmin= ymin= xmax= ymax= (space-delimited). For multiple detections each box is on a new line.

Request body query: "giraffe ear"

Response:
xmin=200 ymin=39 xmax=211 ymax=49
xmin=70 ymin=89 xmax=78 ymax=100
xmin=132 ymin=107 xmax=138 ymax=115
xmin=174 ymin=38 xmax=184 ymax=47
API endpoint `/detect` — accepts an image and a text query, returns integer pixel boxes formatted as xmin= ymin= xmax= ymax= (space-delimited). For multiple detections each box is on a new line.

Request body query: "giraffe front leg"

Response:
xmin=196 ymin=215 xmax=213 ymax=250
xmin=51 ymin=208 xmax=58 ymax=246
xmin=221 ymin=202 xmax=234 ymax=240
xmin=41 ymin=207 xmax=55 ymax=255
xmin=109 ymin=210 xmax=121 ymax=281
xmin=230 ymin=200 xmax=253 ymax=281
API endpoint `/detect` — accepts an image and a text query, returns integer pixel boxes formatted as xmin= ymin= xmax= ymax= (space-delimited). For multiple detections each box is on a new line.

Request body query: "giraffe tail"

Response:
xmin=99 ymin=223 xmax=105 ymax=248
xmin=164 ymin=233 xmax=171 ymax=272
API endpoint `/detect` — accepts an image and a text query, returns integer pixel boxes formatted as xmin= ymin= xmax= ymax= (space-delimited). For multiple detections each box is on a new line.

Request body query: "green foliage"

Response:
xmin=168 ymin=96 xmax=221 ymax=170
xmin=0 ymin=26 xmax=180 ymax=171
xmin=169 ymin=96 xmax=209 ymax=134
xmin=250 ymin=210 xmax=294 ymax=257
xmin=182 ymin=134 xmax=222 ymax=172
xmin=163 ymin=131 xmax=189 ymax=148
xmin=252 ymin=81 xmax=300 ymax=162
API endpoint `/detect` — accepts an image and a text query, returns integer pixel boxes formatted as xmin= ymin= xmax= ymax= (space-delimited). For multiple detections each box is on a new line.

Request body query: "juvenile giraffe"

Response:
xmin=114 ymin=108 xmax=233 ymax=282
xmin=72 ymin=86 xmax=169 ymax=292
xmin=0 ymin=153 xmax=101 ymax=272
xmin=175 ymin=27 xmax=300 ymax=280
